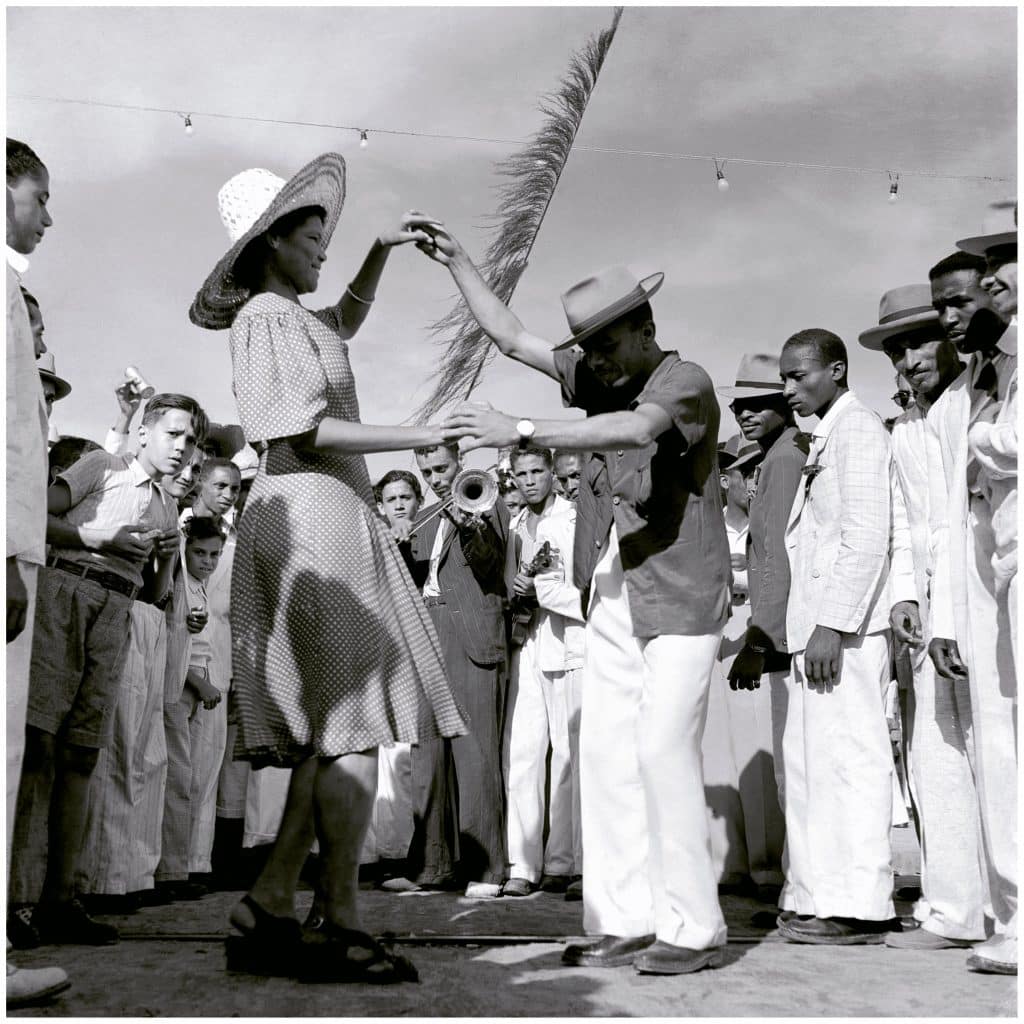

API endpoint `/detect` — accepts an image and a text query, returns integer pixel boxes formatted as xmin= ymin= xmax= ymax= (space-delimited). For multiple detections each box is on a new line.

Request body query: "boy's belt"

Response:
xmin=47 ymin=557 xmax=139 ymax=600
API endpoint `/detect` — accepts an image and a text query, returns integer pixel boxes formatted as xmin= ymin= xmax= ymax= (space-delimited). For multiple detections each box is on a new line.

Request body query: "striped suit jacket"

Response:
xmin=410 ymin=503 xmax=511 ymax=666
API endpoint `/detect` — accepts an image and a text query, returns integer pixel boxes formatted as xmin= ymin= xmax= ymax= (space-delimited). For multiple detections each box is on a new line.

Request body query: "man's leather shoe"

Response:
xmin=634 ymin=940 xmax=723 ymax=975
xmin=539 ymin=874 xmax=572 ymax=894
xmin=779 ymin=915 xmax=897 ymax=945
xmin=502 ymin=877 xmax=538 ymax=898
xmin=562 ymin=934 xmax=656 ymax=968
xmin=564 ymin=876 xmax=583 ymax=902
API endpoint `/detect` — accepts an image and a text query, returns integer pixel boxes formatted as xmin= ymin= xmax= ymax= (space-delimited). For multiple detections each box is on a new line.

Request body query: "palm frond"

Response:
xmin=414 ymin=7 xmax=623 ymax=423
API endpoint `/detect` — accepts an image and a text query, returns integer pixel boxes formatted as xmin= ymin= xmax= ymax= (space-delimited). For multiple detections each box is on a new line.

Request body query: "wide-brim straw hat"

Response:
xmin=37 ymin=352 xmax=72 ymax=400
xmin=956 ymin=200 xmax=1017 ymax=257
xmin=554 ymin=266 xmax=664 ymax=350
xmin=717 ymin=353 xmax=786 ymax=400
xmin=858 ymin=284 xmax=940 ymax=351
xmin=189 ymin=153 xmax=346 ymax=331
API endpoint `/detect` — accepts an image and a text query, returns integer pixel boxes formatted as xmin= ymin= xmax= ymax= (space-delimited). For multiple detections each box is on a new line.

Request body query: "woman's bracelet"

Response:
xmin=346 ymin=283 xmax=375 ymax=305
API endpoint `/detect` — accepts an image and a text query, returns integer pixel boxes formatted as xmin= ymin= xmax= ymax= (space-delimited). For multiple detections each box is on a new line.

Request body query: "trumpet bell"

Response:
xmin=452 ymin=468 xmax=498 ymax=515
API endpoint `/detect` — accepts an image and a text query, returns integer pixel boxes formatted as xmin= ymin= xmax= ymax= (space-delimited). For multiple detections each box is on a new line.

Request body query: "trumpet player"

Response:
xmin=395 ymin=442 xmax=510 ymax=899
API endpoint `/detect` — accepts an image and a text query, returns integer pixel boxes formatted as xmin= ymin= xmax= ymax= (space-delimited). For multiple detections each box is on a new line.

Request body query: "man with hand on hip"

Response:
xmin=420 ymin=227 xmax=731 ymax=976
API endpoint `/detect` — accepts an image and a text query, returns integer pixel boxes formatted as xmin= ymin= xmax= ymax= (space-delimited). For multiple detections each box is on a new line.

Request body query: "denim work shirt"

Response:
xmin=553 ymin=348 xmax=731 ymax=638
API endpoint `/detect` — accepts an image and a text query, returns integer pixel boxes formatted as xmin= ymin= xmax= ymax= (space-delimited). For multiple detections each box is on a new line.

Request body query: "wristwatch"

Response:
xmin=516 ymin=418 xmax=536 ymax=451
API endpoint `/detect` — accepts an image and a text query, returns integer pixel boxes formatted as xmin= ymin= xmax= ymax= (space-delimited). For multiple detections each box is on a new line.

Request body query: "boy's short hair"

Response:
xmin=783 ymin=328 xmax=848 ymax=367
xmin=413 ymin=441 xmax=460 ymax=460
xmin=48 ymin=436 xmax=102 ymax=479
xmin=510 ymin=444 xmax=553 ymax=469
xmin=374 ymin=469 xmax=423 ymax=505
xmin=6 ymin=138 xmax=47 ymax=186
xmin=142 ymin=393 xmax=210 ymax=446
xmin=184 ymin=516 xmax=225 ymax=545
xmin=199 ymin=456 xmax=241 ymax=483
xmin=929 ymin=251 xmax=986 ymax=281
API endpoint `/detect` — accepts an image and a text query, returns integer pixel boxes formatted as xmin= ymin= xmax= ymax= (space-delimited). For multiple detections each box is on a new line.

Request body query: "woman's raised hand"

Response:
xmin=378 ymin=210 xmax=445 ymax=248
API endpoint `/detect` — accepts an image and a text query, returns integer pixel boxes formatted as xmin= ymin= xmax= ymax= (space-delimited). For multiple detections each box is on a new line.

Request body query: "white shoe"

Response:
xmin=6 ymin=960 xmax=71 ymax=1008
xmin=967 ymin=935 xmax=1017 ymax=975
xmin=464 ymin=882 xmax=502 ymax=900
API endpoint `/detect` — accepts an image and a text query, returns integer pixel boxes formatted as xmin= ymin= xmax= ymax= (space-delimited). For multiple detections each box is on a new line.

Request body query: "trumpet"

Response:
xmin=412 ymin=466 xmax=499 ymax=533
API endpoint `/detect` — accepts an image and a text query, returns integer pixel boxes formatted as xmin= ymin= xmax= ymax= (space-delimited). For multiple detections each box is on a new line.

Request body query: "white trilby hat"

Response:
xmin=956 ymin=199 xmax=1017 ymax=257
xmin=189 ymin=153 xmax=346 ymax=331
xmin=857 ymin=284 xmax=941 ymax=351
xmin=554 ymin=265 xmax=664 ymax=350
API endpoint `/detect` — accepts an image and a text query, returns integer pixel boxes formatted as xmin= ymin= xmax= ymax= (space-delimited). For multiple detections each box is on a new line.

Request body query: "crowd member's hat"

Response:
xmin=190 ymin=154 xmax=347 ymax=331
xmin=718 ymin=433 xmax=763 ymax=473
xmin=858 ymin=284 xmax=941 ymax=351
xmin=37 ymin=352 xmax=72 ymax=401
xmin=554 ymin=265 xmax=664 ymax=350
xmin=956 ymin=200 xmax=1017 ymax=257
xmin=717 ymin=353 xmax=786 ymax=400
xmin=231 ymin=444 xmax=260 ymax=482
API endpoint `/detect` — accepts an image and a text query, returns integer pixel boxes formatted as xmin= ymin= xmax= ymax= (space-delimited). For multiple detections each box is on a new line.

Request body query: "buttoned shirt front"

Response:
xmin=553 ymin=347 xmax=731 ymax=638
xmin=51 ymin=450 xmax=178 ymax=587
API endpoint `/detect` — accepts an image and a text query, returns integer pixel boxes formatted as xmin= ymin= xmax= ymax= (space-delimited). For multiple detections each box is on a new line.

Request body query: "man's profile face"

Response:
xmin=982 ymin=248 xmax=1018 ymax=319
xmin=415 ymin=448 xmax=460 ymax=501
xmin=7 ymin=170 xmax=53 ymax=255
xmin=25 ymin=300 xmax=47 ymax=357
xmin=882 ymin=330 xmax=961 ymax=402
xmin=553 ymin=453 xmax=582 ymax=500
xmin=582 ymin=319 xmax=647 ymax=388
xmin=780 ymin=345 xmax=843 ymax=419
xmin=931 ymin=269 xmax=998 ymax=352
xmin=41 ymin=377 xmax=57 ymax=416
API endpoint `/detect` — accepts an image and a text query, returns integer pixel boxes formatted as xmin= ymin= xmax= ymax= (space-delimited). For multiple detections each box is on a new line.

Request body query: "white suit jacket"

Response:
xmin=785 ymin=391 xmax=893 ymax=654
xmin=928 ymin=323 xmax=1017 ymax=643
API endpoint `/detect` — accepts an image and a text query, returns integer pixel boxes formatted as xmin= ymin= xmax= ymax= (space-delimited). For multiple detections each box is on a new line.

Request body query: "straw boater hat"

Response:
xmin=717 ymin=353 xmax=786 ymax=400
xmin=718 ymin=433 xmax=762 ymax=474
xmin=554 ymin=265 xmax=664 ymax=350
xmin=956 ymin=200 xmax=1017 ymax=257
xmin=189 ymin=153 xmax=347 ymax=331
xmin=857 ymin=284 xmax=941 ymax=351
xmin=37 ymin=352 xmax=72 ymax=401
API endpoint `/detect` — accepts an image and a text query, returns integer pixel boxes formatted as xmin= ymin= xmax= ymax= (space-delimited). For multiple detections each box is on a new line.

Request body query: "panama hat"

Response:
xmin=717 ymin=353 xmax=786 ymax=400
xmin=37 ymin=352 xmax=72 ymax=401
xmin=554 ymin=265 xmax=664 ymax=350
xmin=956 ymin=200 xmax=1017 ymax=257
xmin=858 ymin=284 xmax=941 ymax=351
xmin=718 ymin=433 xmax=762 ymax=473
xmin=189 ymin=153 xmax=346 ymax=331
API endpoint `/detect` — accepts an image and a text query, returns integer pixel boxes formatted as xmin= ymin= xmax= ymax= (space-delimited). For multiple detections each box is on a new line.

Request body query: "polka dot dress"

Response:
xmin=227 ymin=292 xmax=466 ymax=768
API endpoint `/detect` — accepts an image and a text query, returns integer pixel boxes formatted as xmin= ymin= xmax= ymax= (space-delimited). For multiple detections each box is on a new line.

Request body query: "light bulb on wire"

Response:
xmin=714 ymin=158 xmax=729 ymax=192
xmin=888 ymin=171 xmax=899 ymax=203
xmin=359 ymin=130 xmax=369 ymax=150
xmin=183 ymin=114 xmax=194 ymax=137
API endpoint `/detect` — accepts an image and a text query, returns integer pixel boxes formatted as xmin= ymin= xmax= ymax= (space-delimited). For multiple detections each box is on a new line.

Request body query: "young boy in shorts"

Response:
xmin=9 ymin=393 xmax=206 ymax=944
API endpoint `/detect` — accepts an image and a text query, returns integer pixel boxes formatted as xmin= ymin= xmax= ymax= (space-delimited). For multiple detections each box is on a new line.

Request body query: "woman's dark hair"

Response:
xmin=230 ymin=205 xmax=327 ymax=292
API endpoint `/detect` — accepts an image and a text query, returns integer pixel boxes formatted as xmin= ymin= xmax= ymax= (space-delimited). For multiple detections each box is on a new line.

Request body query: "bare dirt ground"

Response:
xmin=9 ymin=884 xmax=1016 ymax=1017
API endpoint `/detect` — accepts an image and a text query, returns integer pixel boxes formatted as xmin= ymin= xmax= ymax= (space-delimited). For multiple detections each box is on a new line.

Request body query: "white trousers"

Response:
xmin=780 ymin=631 xmax=895 ymax=920
xmin=580 ymin=527 xmax=726 ymax=949
xmin=565 ymin=667 xmax=583 ymax=876
xmin=964 ymin=497 xmax=1017 ymax=942
xmin=78 ymin=602 xmax=168 ymax=894
xmin=243 ymin=767 xmax=292 ymax=847
xmin=187 ymin=694 xmax=227 ymax=874
xmin=6 ymin=560 xmax=37 ymax=885
xmin=504 ymin=639 xmax=577 ymax=881
xmin=362 ymin=743 xmax=414 ymax=863
xmin=904 ymin=649 xmax=987 ymax=940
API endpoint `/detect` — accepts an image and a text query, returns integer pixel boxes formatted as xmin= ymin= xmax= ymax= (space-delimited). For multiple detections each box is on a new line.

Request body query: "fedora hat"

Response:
xmin=718 ymin=433 xmax=762 ymax=473
xmin=37 ymin=352 xmax=72 ymax=401
xmin=858 ymin=284 xmax=941 ymax=351
xmin=956 ymin=200 xmax=1017 ymax=257
xmin=189 ymin=153 xmax=346 ymax=331
xmin=717 ymin=353 xmax=786 ymax=400
xmin=554 ymin=266 xmax=664 ymax=350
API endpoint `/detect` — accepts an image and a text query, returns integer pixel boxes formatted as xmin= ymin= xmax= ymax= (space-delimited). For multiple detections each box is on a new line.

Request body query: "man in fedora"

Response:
xmin=927 ymin=203 xmax=1017 ymax=975
xmin=420 ymin=230 xmax=730 ymax=975
xmin=857 ymin=286 xmax=985 ymax=954
xmin=717 ymin=354 xmax=809 ymax=911
xmin=36 ymin=351 xmax=71 ymax=418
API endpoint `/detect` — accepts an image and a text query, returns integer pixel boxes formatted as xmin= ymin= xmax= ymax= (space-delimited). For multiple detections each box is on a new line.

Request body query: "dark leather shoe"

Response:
xmin=634 ymin=940 xmax=723 ymax=975
xmin=502 ymin=877 xmax=538 ymax=898
xmin=539 ymin=874 xmax=572 ymax=894
xmin=564 ymin=876 xmax=583 ymax=902
xmin=779 ymin=915 xmax=896 ymax=945
xmin=562 ymin=933 xmax=656 ymax=967
xmin=33 ymin=899 xmax=119 ymax=946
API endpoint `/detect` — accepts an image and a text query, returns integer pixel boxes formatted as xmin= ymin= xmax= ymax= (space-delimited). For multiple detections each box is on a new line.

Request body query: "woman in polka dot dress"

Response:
xmin=189 ymin=154 xmax=466 ymax=983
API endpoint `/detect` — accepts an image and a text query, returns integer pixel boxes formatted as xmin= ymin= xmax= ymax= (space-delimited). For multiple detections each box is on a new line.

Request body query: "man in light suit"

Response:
xmin=858 ymin=284 xmax=986 ymax=952
xmin=928 ymin=204 xmax=1017 ymax=975
xmin=776 ymin=329 xmax=898 ymax=945
xmin=397 ymin=443 xmax=510 ymax=899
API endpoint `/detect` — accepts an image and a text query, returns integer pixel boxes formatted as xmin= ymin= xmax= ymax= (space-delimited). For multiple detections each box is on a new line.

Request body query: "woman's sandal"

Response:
xmin=224 ymin=895 xmax=304 ymax=976
xmin=296 ymin=926 xmax=419 ymax=984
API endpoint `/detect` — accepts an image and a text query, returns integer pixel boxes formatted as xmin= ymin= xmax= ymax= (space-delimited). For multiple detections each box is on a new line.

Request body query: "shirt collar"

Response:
xmin=812 ymin=390 xmax=856 ymax=442
xmin=128 ymin=456 xmax=158 ymax=489
xmin=6 ymin=246 xmax=29 ymax=276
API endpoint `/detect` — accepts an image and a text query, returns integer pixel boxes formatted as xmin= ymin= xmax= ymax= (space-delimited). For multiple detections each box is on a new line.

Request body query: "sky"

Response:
xmin=7 ymin=5 xmax=1017 ymax=483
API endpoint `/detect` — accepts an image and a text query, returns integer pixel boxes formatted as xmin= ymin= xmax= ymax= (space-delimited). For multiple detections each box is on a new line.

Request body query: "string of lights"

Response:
xmin=10 ymin=93 xmax=1014 ymax=196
